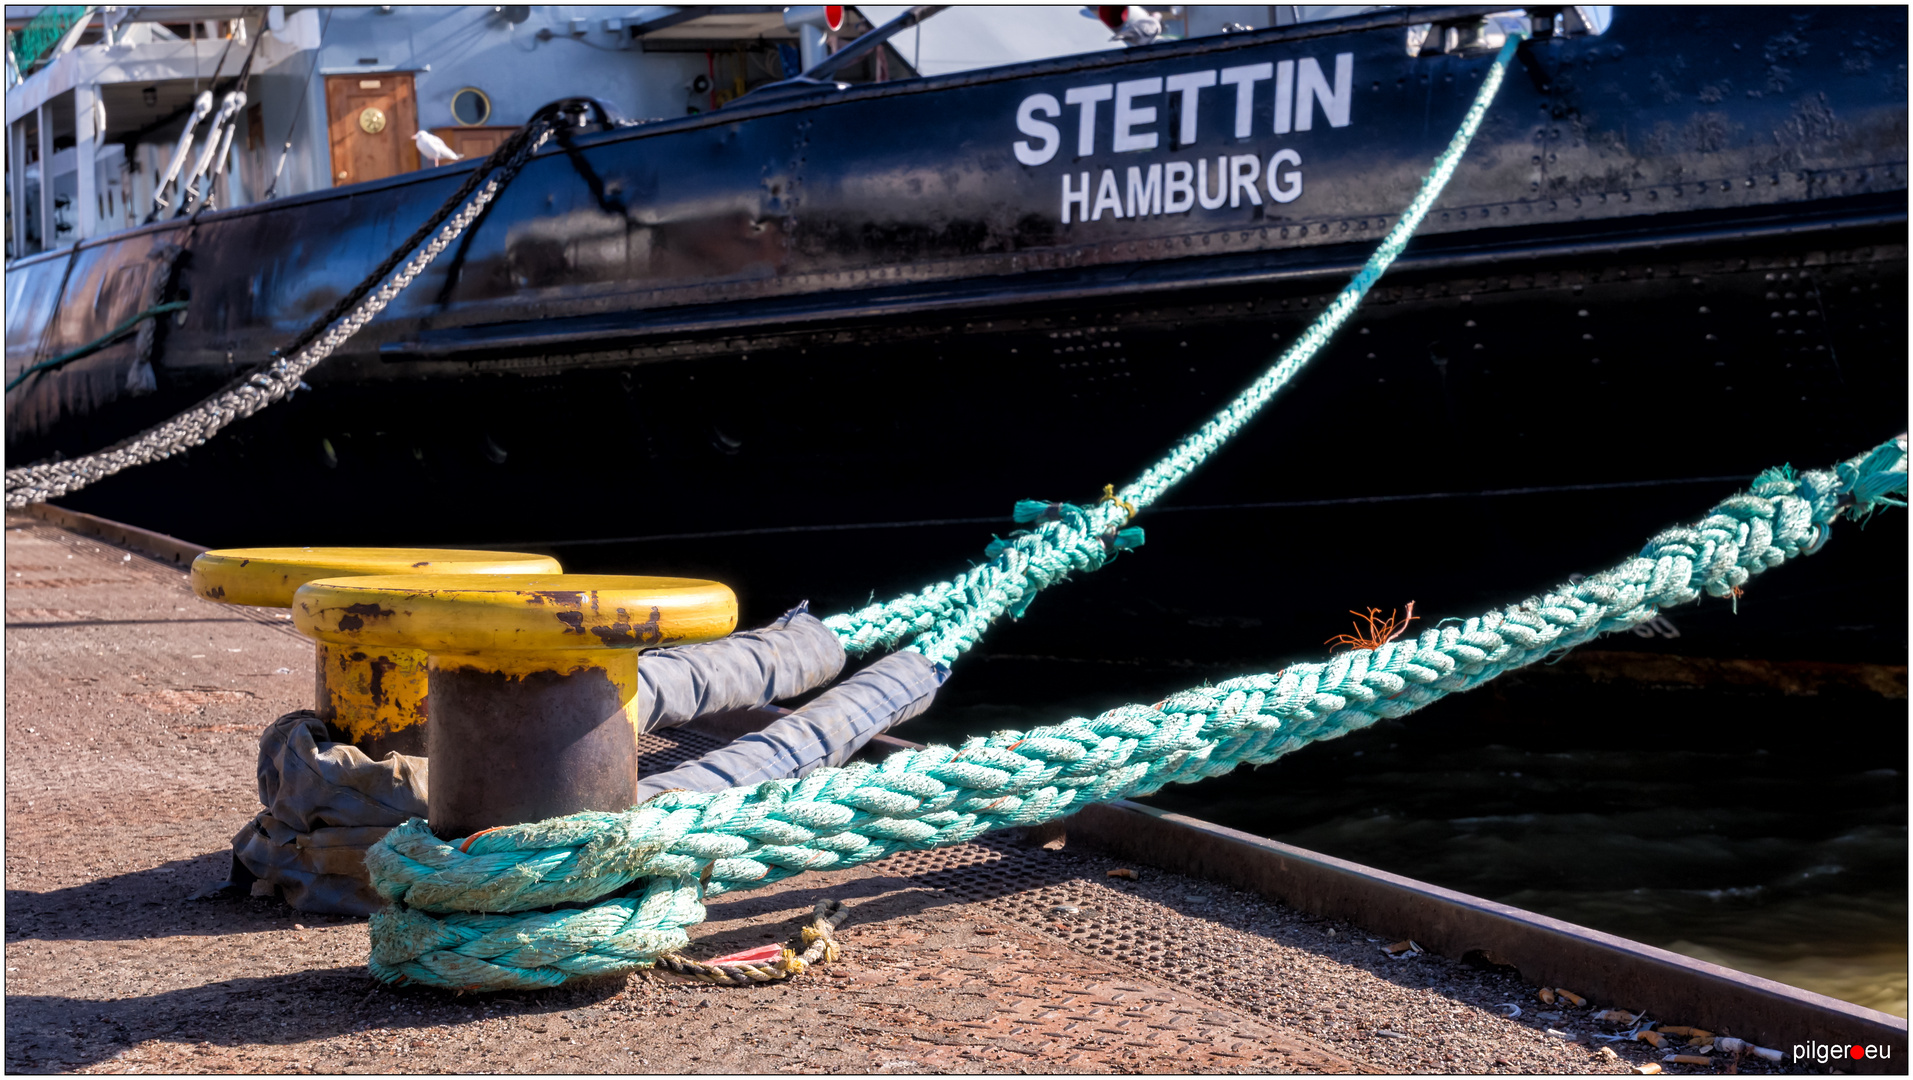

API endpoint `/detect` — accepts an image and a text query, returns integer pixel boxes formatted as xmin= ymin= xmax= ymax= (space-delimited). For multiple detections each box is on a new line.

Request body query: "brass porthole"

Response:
xmin=451 ymin=86 xmax=492 ymax=126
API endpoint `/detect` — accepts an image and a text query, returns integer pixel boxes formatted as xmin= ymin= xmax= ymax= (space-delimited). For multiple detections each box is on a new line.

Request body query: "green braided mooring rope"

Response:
xmin=824 ymin=32 xmax=1528 ymax=666
xmin=363 ymin=436 xmax=1907 ymax=991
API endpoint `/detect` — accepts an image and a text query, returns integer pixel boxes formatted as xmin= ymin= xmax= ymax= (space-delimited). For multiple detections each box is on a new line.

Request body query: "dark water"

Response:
xmin=539 ymin=505 xmax=1907 ymax=1017
xmin=912 ymin=656 xmax=1910 ymax=1018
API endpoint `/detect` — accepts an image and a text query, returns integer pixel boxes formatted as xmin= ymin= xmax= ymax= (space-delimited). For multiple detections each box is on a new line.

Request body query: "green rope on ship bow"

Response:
xmin=5 ymin=301 xmax=190 ymax=393
xmin=363 ymin=436 xmax=1907 ymax=991
xmin=824 ymin=32 xmax=1528 ymax=666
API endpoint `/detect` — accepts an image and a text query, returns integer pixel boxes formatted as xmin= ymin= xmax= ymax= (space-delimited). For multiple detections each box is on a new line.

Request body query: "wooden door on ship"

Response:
xmin=325 ymin=74 xmax=420 ymax=187
xmin=426 ymin=126 xmax=518 ymax=163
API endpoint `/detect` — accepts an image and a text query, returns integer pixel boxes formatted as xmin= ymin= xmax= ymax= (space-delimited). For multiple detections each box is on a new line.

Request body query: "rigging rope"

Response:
xmin=361 ymin=435 xmax=1908 ymax=991
xmin=823 ymin=32 xmax=1527 ymax=665
xmin=264 ymin=8 xmax=334 ymax=200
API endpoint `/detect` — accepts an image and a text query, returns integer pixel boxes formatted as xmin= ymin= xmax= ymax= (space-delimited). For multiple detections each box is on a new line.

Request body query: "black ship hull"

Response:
xmin=6 ymin=6 xmax=1906 ymax=665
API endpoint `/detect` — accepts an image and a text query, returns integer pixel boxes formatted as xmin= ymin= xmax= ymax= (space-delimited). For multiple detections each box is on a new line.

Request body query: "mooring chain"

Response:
xmin=359 ymin=438 xmax=1906 ymax=991
xmin=3 ymin=119 xmax=557 ymax=508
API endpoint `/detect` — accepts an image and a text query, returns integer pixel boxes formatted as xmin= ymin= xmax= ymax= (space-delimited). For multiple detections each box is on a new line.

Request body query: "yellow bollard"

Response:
xmin=292 ymin=573 xmax=737 ymax=839
xmin=190 ymin=547 xmax=562 ymax=756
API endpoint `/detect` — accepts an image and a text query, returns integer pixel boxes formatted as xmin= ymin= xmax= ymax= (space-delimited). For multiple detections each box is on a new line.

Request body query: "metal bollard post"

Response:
xmin=190 ymin=547 xmax=562 ymax=757
xmin=292 ymin=573 xmax=737 ymax=840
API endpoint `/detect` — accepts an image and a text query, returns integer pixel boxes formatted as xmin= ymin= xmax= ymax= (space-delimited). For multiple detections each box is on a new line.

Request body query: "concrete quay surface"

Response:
xmin=3 ymin=507 xmax=1782 ymax=1074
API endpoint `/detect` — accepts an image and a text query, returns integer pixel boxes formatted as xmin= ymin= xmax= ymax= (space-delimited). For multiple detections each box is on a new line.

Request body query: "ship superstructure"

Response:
xmin=3 ymin=3 xmax=966 ymax=256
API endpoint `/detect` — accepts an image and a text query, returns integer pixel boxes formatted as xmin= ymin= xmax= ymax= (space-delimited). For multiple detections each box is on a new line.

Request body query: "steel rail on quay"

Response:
xmin=4 ymin=502 xmax=1902 ymax=1074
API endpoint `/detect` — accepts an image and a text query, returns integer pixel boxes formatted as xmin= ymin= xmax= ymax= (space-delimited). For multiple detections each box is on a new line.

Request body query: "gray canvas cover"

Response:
xmin=231 ymin=710 xmax=429 ymax=914
xmin=637 ymin=606 xmax=846 ymax=731
xmin=229 ymin=608 xmax=912 ymax=914
xmin=634 ymin=650 xmax=947 ymax=799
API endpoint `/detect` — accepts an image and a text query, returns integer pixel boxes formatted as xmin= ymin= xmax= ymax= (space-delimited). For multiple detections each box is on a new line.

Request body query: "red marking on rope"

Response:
xmin=1005 ymin=739 xmax=1024 ymax=751
xmin=459 ymin=826 xmax=505 ymax=853
xmin=708 ymin=943 xmax=784 ymax=966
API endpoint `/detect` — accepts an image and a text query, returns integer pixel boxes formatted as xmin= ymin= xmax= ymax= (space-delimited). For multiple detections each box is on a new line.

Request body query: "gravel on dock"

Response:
xmin=2 ymin=509 xmax=1801 ymax=1074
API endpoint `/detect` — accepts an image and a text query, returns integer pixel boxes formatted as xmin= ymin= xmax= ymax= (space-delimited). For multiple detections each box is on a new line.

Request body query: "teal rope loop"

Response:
xmin=6 ymin=301 xmax=190 ymax=393
xmin=823 ymin=32 xmax=1528 ymax=666
xmin=363 ymin=435 xmax=1907 ymax=992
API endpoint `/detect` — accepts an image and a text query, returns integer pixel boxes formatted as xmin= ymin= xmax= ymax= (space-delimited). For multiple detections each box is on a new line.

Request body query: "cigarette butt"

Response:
xmin=1632 ymin=1065 xmax=1662 ymax=1076
xmin=1688 ymin=1036 xmax=1714 ymax=1048
xmin=1555 ymin=988 xmax=1588 ymax=1007
xmin=1537 ymin=987 xmax=1557 ymax=1004
xmin=1634 ymin=1031 xmax=1667 ymax=1048
xmin=1660 ymin=1027 xmax=1713 ymax=1038
xmin=1597 ymin=1009 xmax=1639 ymax=1024
xmin=1664 ymin=1054 xmax=1712 ymax=1065
xmin=1716 ymin=1038 xmax=1782 ymax=1062
xmin=1106 ymin=868 xmax=1139 ymax=880
xmin=1381 ymin=939 xmax=1421 ymax=955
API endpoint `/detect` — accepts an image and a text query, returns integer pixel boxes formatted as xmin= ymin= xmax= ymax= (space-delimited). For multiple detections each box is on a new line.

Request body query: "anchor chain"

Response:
xmin=4 ymin=115 xmax=559 ymax=508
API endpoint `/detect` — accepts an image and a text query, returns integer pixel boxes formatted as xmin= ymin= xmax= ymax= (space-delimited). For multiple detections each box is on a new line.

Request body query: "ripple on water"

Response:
xmin=1116 ymin=681 xmax=1907 ymax=1018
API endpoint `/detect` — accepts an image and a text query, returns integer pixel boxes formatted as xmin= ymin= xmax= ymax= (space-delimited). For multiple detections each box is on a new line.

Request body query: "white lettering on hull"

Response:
xmin=1012 ymin=50 xmax=1353 ymax=225
xmin=1267 ymin=148 xmax=1303 ymax=203
xmin=1014 ymin=93 xmax=1063 ymax=166
xmin=1126 ymin=163 xmax=1162 ymax=217
xmin=1067 ymin=151 xmax=1305 ymax=221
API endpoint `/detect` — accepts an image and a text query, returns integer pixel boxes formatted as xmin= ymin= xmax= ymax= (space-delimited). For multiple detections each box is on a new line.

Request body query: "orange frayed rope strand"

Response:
xmin=1326 ymin=602 xmax=1417 ymax=652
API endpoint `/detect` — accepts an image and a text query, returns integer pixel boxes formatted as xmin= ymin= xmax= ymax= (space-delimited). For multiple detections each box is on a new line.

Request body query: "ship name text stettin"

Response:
xmin=1011 ymin=53 xmax=1355 ymax=224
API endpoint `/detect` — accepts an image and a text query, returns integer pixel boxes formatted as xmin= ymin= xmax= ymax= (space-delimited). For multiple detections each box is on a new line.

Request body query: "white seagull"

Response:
xmin=414 ymin=129 xmax=462 ymax=165
xmin=1112 ymin=7 xmax=1163 ymax=46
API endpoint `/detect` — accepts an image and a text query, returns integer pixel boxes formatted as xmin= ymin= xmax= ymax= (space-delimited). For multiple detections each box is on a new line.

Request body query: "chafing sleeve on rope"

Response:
xmin=822 ymin=31 xmax=1530 ymax=667
xmin=360 ymin=436 xmax=1906 ymax=991
xmin=637 ymin=604 xmax=847 ymax=732
xmin=232 ymin=711 xmax=428 ymax=915
xmin=226 ymin=608 xmax=847 ymax=913
xmin=634 ymin=650 xmax=947 ymax=798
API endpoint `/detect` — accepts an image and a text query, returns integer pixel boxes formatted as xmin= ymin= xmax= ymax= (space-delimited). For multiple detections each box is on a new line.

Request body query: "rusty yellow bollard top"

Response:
xmin=292 ymin=574 xmax=738 ymax=840
xmin=190 ymin=547 xmax=562 ymax=757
